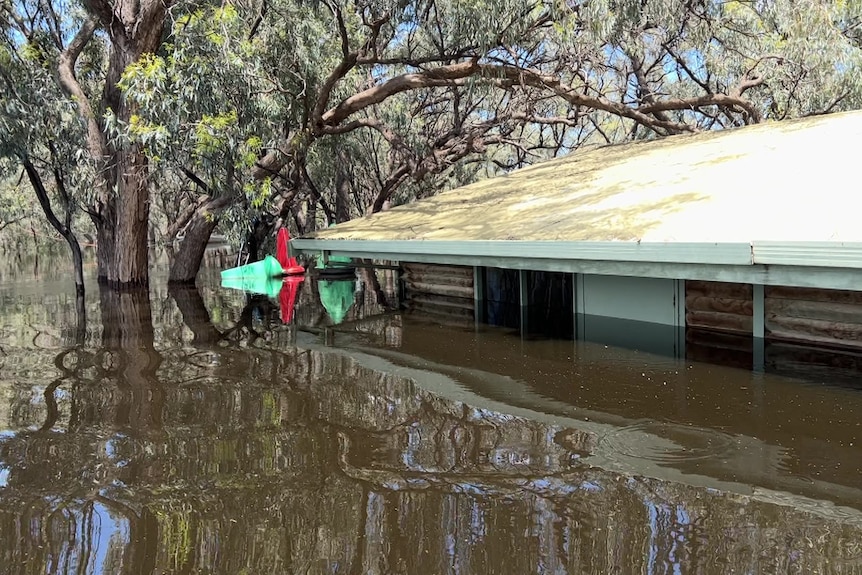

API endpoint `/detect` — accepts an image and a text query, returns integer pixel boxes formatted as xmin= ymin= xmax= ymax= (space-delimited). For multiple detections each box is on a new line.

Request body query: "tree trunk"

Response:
xmin=91 ymin=205 xmax=113 ymax=284
xmin=335 ymin=150 xmax=351 ymax=223
xmin=301 ymin=198 xmax=318 ymax=234
xmin=168 ymin=214 xmax=218 ymax=283
xmin=168 ymin=197 xmax=232 ymax=283
xmin=111 ymin=146 xmax=151 ymax=286
xmin=168 ymin=200 xmax=218 ymax=283
xmin=21 ymin=157 xmax=86 ymax=295
xmin=64 ymin=0 xmax=169 ymax=289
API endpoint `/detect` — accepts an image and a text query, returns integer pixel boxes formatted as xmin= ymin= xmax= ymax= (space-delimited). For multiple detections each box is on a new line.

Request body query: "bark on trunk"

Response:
xmin=168 ymin=212 xmax=217 ymax=283
xmin=168 ymin=197 xmax=232 ymax=283
xmin=94 ymin=218 xmax=116 ymax=285
xmin=91 ymin=152 xmax=151 ymax=289
xmin=168 ymin=215 xmax=218 ymax=283
xmin=62 ymin=0 xmax=169 ymax=289
xmin=299 ymin=198 xmax=318 ymax=235
xmin=335 ymin=151 xmax=351 ymax=223
xmin=111 ymin=146 xmax=151 ymax=287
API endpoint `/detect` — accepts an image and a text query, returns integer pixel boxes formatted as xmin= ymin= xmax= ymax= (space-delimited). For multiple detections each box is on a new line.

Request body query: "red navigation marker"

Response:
xmin=276 ymin=227 xmax=305 ymax=275
xmin=279 ymin=275 xmax=304 ymax=323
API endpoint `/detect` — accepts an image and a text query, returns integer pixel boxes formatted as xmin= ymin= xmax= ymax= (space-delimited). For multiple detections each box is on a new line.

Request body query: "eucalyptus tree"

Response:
xmin=0 ymin=4 xmax=95 ymax=292
xmin=120 ymin=0 xmax=615 ymax=280
xmin=1 ymin=0 xmax=171 ymax=289
xmin=117 ymin=3 xmax=279 ymax=281
xmin=126 ymin=0 xmax=861 ymax=282
xmin=19 ymin=0 xmax=856 ymax=284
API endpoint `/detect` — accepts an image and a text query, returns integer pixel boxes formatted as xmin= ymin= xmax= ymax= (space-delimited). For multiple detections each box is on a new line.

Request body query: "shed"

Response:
xmin=293 ymin=110 xmax=862 ymax=365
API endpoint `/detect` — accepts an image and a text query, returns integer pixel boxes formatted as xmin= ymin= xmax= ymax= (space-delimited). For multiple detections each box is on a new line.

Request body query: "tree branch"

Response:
xmin=21 ymin=155 xmax=69 ymax=237
xmin=179 ymin=166 xmax=213 ymax=196
xmin=312 ymin=1 xmax=358 ymax=130
xmin=57 ymin=15 xmax=106 ymax=161
xmin=321 ymin=59 xmax=480 ymax=126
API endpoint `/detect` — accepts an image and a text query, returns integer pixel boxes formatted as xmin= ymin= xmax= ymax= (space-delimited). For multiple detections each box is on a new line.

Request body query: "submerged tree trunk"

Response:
xmin=110 ymin=146 xmax=151 ymax=286
xmin=96 ymin=48 xmax=156 ymax=288
xmin=92 ymin=205 xmax=116 ymax=286
xmin=21 ymin=157 xmax=86 ymax=295
xmin=168 ymin=196 xmax=232 ymax=283
xmin=59 ymin=0 xmax=169 ymax=289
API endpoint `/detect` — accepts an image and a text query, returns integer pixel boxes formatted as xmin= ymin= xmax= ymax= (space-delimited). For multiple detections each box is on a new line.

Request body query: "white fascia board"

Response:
xmin=753 ymin=242 xmax=862 ymax=269
xmin=294 ymin=239 xmax=862 ymax=291
xmin=292 ymin=239 xmax=753 ymax=266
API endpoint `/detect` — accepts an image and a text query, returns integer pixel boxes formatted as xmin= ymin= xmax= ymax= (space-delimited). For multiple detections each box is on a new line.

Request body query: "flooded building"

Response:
xmin=294 ymin=111 xmax=862 ymax=371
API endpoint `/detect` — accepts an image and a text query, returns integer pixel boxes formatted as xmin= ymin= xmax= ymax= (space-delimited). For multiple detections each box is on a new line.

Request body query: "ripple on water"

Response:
xmin=597 ymin=420 xmax=742 ymax=465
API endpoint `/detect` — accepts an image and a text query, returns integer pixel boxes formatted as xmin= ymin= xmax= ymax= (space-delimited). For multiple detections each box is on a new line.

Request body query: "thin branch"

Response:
xmin=248 ymin=0 xmax=268 ymax=40
xmin=179 ymin=166 xmax=213 ymax=196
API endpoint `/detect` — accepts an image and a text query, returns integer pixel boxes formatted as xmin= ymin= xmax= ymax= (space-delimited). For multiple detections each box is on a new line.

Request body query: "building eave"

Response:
xmin=292 ymin=238 xmax=862 ymax=291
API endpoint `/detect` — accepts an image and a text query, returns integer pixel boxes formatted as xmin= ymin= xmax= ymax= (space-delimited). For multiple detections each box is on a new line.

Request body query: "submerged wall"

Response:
xmin=401 ymin=263 xmax=862 ymax=375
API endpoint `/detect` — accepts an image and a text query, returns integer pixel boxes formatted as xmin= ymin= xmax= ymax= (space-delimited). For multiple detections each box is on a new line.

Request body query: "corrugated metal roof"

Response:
xmin=294 ymin=111 xmax=862 ymax=288
xmin=303 ymin=111 xmax=862 ymax=244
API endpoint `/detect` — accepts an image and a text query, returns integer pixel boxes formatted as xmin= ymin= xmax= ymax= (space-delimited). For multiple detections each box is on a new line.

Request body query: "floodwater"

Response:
xmin=1 ymin=253 xmax=862 ymax=574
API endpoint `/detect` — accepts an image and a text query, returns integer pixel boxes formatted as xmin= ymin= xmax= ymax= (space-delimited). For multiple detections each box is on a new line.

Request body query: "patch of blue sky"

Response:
xmin=455 ymin=482 xmax=486 ymax=496
xmin=88 ymin=501 xmax=131 ymax=574
xmin=470 ymin=499 xmax=486 ymax=540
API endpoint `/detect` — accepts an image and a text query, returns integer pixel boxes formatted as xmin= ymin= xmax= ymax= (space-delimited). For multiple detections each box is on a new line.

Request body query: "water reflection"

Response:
xmin=0 ymin=263 xmax=861 ymax=573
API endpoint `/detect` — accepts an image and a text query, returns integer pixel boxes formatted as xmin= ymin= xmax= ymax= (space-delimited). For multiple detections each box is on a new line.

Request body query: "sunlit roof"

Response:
xmin=306 ymin=110 xmax=862 ymax=244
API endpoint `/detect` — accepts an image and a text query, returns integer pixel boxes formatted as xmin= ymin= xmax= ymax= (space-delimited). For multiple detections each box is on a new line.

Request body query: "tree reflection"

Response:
xmin=1 ymin=283 xmax=862 ymax=574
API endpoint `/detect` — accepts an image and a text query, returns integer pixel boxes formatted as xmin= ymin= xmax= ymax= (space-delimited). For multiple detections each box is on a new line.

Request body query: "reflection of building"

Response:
xmin=294 ymin=112 xmax=862 ymax=375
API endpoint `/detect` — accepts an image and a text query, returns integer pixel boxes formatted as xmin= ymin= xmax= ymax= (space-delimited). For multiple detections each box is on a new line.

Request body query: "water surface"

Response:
xmin=1 ymin=253 xmax=861 ymax=574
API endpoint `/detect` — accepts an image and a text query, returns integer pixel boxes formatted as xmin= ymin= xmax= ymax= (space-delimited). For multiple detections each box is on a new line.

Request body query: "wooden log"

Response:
xmin=404 ymin=275 xmax=474 ymax=291
xmin=404 ymin=272 xmax=474 ymax=288
xmin=685 ymin=328 xmax=753 ymax=352
xmin=685 ymin=295 xmax=753 ymax=316
xmin=766 ymin=315 xmax=862 ymax=350
xmin=765 ymin=298 xmax=862 ymax=324
xmin=766 ymin=285 xmax=862 ymax=305
xmin=686 ymin=310 xmax=753 ymax=334
xmin=404 ymin=307 xmax=477 ymax=327
xmin=404 ymin=281 xmax=475 ymax=299
xmin=686 ymin=280 xmax=752 ymax=300
xmin=402 ymin=263 xmax=473 ymax=278
xmin=408 ymin=293 xmax=476 ymax=311
xmin=407 ymin=300 xmax=475 ymax=320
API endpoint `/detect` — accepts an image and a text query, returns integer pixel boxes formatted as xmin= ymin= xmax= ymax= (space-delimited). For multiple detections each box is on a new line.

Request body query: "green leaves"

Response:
xmin=57 ymin=0 xmax=862 ymax=245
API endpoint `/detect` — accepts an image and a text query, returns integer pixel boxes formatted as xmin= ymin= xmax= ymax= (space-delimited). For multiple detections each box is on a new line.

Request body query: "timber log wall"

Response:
xmin=685 ymin=280 xmax=754 ymax=368
xmin=765 ymin=286 xmax=862 ymax=350
xmin=402 ymin=263 xmax=475 ymax=325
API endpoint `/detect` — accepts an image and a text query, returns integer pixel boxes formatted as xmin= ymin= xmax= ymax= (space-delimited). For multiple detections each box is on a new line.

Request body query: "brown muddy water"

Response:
xmin=1 ymin=253 xmax=861 ymax=574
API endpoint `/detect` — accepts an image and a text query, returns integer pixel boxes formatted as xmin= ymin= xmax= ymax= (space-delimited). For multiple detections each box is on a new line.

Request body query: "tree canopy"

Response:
xmin=2 ymin=0 xmax=861 ymax=286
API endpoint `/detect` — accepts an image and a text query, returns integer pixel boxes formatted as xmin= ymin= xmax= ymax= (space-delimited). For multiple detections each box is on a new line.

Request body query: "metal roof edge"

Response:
xmin=292 ymin=239 xmax=753 ymax=266
xmin=753 ymin=242 xmax=862 ymax=269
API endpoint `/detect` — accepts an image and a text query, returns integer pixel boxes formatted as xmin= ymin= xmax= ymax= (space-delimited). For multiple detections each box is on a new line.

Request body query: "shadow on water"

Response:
xmin=0 ymin=267 xmax=862 ymax=573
